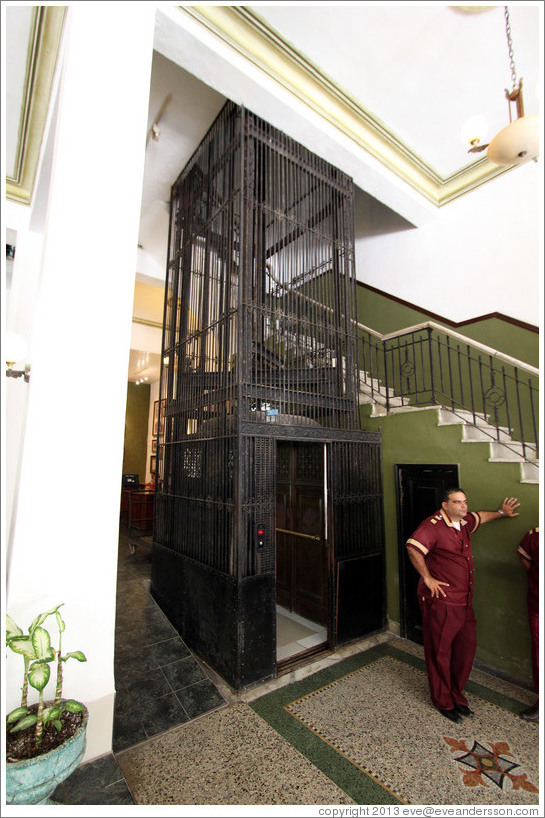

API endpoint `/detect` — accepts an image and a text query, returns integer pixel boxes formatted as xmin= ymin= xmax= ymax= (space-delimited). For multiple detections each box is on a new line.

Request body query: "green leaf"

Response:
xmin=42 ymin=707 xmax=62 ymax=723
xmin=10 ymin=714 xmax=37 ymax=733
xmin=55 ymin=610 xmax=66 ymax=633
xmin=28 ymin=604 xmax=64 ymax=634
xmin=7 ymin=707 xmax=30 ymax=724
xmin=28 ymin=660 xmax=50 ymax=692
xmin=64 ymin=699 xmax=85 ymax=713
xmin=52 ymin=719 xmax=62 ymax=731
xmin=31 ymin=627 xmax=52 ymax=661
xmin=6 ymin=615 xmax=23 ymax=642
xmin=7 ymin=636 xmax=37 ymax=659
xmin=62 ymin=651 xmax=87 ymax=663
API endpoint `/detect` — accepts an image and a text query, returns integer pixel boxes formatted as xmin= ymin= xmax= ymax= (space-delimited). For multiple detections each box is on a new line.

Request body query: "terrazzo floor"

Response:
xmin=116 ymin=643 xmax=539 ymax=809
xmin=51 ymin=526 xmax=540 ymax=811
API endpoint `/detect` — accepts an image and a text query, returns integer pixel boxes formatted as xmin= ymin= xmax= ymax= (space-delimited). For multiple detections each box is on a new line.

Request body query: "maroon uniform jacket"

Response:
xmin=518 ymin=527 xmax=539 ymax=614
xmin=407 ymin=509 xmax=481 ymax=606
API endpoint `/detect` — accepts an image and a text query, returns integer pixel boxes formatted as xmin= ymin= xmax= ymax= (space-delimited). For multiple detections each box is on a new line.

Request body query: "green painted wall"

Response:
xmin=356 ymin=285 xmax=539 ymax=367
xmin=361 ymin=403 xmax=538 ymax=686
xmin=122 ymin=382 xmax=151 ymax=484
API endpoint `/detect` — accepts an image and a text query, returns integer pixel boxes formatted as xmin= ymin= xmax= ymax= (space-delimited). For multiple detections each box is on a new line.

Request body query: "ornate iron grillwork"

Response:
xmin=328 ymin=440 xmax=384 ymax=560
xmin=155 ymin=101 xmax=365 ymax=579
xmin=358 ymin=322 xmax=538 ymax=462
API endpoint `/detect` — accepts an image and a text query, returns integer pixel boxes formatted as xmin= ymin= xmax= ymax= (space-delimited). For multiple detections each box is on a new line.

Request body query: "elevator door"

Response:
xmin=276 ymin=442 xmax=328 ymax=625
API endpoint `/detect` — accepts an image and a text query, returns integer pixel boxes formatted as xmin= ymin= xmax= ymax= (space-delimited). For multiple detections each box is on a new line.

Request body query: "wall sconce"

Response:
xmin=461 ymin=114 xmax=489 ymax=154
xmin=146 ymin=93 xmax=172 ymax=148
xmin=5 ymin=333 xmax=31 ymax=383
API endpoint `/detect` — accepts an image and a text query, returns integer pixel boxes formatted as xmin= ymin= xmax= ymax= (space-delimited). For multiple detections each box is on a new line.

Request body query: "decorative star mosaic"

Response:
xmin=444 ymin=737 xmax=538 ymax=793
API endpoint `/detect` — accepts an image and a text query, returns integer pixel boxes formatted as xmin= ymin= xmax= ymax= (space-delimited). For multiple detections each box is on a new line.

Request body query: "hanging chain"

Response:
xmin=504 ymin=6 xmax=518 ymax=93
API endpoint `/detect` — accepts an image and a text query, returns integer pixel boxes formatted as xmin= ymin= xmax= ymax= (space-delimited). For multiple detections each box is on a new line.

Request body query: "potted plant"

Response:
xmin=5 ymin=604 xmax=88 ymax=805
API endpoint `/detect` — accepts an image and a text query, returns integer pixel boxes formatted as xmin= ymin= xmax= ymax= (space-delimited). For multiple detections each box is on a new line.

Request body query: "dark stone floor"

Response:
xmin=53 ymin=526 xmax=226 ymax=805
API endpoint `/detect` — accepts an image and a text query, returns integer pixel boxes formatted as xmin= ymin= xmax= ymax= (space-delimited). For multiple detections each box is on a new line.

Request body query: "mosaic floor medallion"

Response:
xmin=284 ymin=656 xmax=539 ymax=805
xmin=445 ymin=737 xmax=539 ymax=793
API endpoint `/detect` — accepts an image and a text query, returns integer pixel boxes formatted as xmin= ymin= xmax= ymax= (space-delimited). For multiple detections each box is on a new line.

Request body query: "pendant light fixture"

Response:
xmin=486 ymin=6 xmax=539 ymax=166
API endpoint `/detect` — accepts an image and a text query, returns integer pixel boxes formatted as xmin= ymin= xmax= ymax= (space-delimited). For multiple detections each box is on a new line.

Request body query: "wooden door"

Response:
xmin=396 ymin=464 xmax=459 ymax=643
xmin=276 ymin=442 xmax=328 ymax=625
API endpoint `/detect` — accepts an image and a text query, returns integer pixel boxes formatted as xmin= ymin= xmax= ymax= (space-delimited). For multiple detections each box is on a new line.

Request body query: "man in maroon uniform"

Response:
xmin=406 ymin=488 xmax=520 ymax=722
xmin=517 ymin=527 xmax=539 ymax=723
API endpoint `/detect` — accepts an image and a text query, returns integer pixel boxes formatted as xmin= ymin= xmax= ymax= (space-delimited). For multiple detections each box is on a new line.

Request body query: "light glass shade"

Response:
xmin=454 ymin=6 xmax=495 ymax=12
xmin=487 ymin=115 xmax=539 ymax=165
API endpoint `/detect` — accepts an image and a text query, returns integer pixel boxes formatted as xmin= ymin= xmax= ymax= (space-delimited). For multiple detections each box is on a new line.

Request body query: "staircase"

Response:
xmin=438 ymin=408 xmax=538 ymax=485
xmin=355 ymin=317 xmax=539 ymax=486
xmin=359 ymin=375 xmax=539 ymax=486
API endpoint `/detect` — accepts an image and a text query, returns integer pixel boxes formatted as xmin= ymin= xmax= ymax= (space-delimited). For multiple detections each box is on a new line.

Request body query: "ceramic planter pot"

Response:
xmin=5 ymin=705 xmax=88 ymax=805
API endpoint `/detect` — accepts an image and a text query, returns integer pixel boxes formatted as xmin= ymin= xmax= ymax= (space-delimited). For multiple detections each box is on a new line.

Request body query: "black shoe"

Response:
xmin=454 ymin=703 xmax=474 ymax=717
xmin=439 ymin=708 xmax=462 ymax=723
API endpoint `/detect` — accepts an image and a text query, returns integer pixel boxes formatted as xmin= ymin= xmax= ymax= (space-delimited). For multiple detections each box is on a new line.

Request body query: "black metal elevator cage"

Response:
xmin=151 ymin=101 xmax=384 ymax=689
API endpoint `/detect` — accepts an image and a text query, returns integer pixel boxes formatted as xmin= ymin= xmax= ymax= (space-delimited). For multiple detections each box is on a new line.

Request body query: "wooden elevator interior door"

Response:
xmin=275 ymin=441 xmax=328 ymax=626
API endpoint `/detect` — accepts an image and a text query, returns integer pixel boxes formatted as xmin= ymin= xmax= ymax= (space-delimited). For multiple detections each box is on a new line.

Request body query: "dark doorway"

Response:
xmin=396 ymin=464 xmax=459 ymax=643
xmin=276 ymin=441 xmax=329 ymax=662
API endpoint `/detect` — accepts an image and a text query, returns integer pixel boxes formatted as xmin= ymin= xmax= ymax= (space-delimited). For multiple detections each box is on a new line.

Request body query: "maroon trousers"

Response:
xmin=419 ymin=597 xmax=477 ymax=711
xmin=529 ymin=608 xmax=539 ymax=697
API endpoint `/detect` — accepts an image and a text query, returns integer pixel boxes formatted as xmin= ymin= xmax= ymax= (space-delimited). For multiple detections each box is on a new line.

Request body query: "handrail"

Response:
xmin=276 ymin=527 xmax=321 ymax=542
xmin=269 ymin=269 xmax=537 ymax=377
xmin=356 ymin=319 xmax=538 ymax=377
xmin=357 ymin=318 xmax=538 ymax=463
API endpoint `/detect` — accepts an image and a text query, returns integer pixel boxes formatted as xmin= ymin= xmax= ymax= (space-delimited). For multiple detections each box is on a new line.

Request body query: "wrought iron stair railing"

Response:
xmin=357 ymin=320 xmax=539 ymax=464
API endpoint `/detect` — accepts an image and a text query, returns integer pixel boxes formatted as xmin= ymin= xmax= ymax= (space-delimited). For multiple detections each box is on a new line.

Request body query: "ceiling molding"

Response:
xmin=184 ymin=5 xmax=513 ymax=207
xmin=6 ymin=7 xmax=66 ymax=206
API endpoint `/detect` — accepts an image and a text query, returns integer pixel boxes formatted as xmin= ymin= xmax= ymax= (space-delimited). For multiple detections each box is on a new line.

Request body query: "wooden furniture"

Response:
xmin=120 ymin=488 xmax=154 ymax=553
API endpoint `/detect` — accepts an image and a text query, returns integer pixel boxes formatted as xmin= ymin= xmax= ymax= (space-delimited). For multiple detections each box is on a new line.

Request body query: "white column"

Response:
xmin=6 ymin=3 xmax=155 ymax=761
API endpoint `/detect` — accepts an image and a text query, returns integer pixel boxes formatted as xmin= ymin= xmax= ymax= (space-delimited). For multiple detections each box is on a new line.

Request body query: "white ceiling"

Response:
xmin=138 ymin=3 xmax=541 ymax=271
xmin=5 ymin=4 xmax=542 ymax=384
xmin=256 ymin=4 xmax=540 ymax=176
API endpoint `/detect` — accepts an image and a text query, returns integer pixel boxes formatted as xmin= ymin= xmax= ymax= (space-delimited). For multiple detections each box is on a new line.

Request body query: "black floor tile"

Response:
xmin=148 ymin=636 xmax=191 ymax=666
xmin=112 ymin=710 xmax=148 ymax=754
xmin=114 ymin=644 xmax=159 ymax=679
xmin=53 ymin=752 xmax=133 ymax=805
xmin=124 ymin=668 xmax=171 ymax=706
xmin=127 ymin=555 xmax=152 ymax=573
xmin=135 ymin=616 xmax=179 ymax=647
xmin=175 ymin=678 xmax=226 ymax=719
xmin=116 ymin=602 xmax=169 ymax=632
xmin=115 ymin=627 xmax=156 ymax=655
xmin=161 ymin=655 xmax=207 ymax=691
xmin=139 ymin=692 xmax=190 ymax=737
xmin=116 ymin=582 xmax=154 ymax=603
xmin=85 ymin=779 xmax=135 ymax=805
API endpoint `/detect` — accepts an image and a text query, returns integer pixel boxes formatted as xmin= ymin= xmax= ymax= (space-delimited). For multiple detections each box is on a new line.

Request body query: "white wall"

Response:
xmin=355 ymin=159 xmax=542 ymax=327
xmin=3 ymin=202 xmax=35 ymax=563
xmin=5 ymin=4 xmax=155 ymax=762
